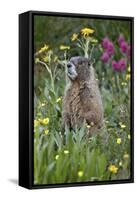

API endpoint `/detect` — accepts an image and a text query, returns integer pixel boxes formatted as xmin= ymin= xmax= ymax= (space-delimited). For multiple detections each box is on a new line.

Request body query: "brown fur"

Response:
xmin=62 ymin=56 xmax=103 ymax=135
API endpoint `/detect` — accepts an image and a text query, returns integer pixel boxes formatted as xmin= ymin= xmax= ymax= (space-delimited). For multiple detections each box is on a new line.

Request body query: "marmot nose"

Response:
xmin=67 ymin=63 xmax=72 ymax=68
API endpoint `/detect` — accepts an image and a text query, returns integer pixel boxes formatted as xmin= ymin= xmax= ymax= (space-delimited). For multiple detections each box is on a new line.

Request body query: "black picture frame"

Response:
xmin=19 ymin=10 xmax=134 ymax=189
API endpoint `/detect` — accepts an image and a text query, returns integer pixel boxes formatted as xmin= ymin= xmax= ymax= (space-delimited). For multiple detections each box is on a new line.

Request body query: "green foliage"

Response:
xmin=34 ymin=17 xmax=131 ymax=184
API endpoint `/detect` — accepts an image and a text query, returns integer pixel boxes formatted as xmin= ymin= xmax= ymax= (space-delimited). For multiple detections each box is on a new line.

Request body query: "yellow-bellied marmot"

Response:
xmin=62 ymin=56 xmax=103 ymax=135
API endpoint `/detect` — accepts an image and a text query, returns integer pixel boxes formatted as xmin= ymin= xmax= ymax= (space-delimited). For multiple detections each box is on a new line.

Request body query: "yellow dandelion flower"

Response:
xmin=64 ymin=150 xmax=69 ymax=154
xmin=116 ymin=138 xmax=122 ymax=144
xmin=55 ymin=155 xmax=59 ymax=160
xmin=44 ymin=129 xmax=49 ymax=135
xmin=108 ymin=164 xmax=118 ymax=174
xmin=34 ymin=119 xmax=39 ymax=128
xmin=81 ymin=28 xmax=94 ymax=37
xmin=56 ymin=97 xmax=61 ymax=103
xmin=78 ymin=171 xmax=83 ymax=177
xmin=71 ymin=33 xmax=78 ymax=41
xmin=128 ymin=134 xmax=131 ymax=140
xmin=35 ymin=58 xmax=40 ymax=64
xmin=126 ymin=74 xmax=130 ymax=81
xmin=38 ymin=44 xmax=49 ymax=54
xmin=43 ymin=117 xmax=49 ymax=125
xmin=43 ymin=56 xmax=49 ymax=63
xmin=59 ymin=45 xmax=70 ymax=50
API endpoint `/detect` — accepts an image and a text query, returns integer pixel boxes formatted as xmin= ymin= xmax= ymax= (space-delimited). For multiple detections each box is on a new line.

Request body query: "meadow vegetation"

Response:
xmin=34 ymin=16 xmax=131 ymax=185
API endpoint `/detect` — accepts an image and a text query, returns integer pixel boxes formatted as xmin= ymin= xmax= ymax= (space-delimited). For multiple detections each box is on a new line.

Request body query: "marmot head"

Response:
xmin=67 ymin=56 xmax=91 ymax=82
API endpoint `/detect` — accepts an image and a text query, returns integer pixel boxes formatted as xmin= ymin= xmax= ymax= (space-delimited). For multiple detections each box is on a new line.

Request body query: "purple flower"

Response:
xmin=101 ymin=52 xmax=110 ymax=63
xmin=120 ymin=41 xmax=128 ymax=54
xmin=106 ymin=41 xmax=114 ymax=55
xmin=102 ymin=37 xmax=114 ymax=56
xmin=112 ymin=59 xmax=126 ymax=72
xmin=102 ymin=37 xmax=110 ymax=49
xmin=118 ymin=34 xmax=125 ymax=46
xmin=118 ymin=58 xmax=126 ymax=71
xmin=112 ymin=60 xmax=119 ymax=71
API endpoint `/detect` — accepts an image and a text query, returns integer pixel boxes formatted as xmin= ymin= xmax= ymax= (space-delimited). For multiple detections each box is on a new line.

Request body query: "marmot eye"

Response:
xmin=67 ymin=63 xmax=72 ymax=68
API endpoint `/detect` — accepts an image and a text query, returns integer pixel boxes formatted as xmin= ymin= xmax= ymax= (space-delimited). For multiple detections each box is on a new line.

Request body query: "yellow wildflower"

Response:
xmin=120 ymin=124 xmax=126 ymax=129
xmin=38 ymin=44 xmax=49 ymax=54
xmin=119 ymin=122 xmax=126 ymax=128
xmin=81 ymin=28 xmax=94 ymax=37
xmin=44 ymin=129 xmax=49 ymax=135
xmin=78 ymin=171 xmax=83 ymax=177
xmin=56 ymin=97 xmax=62 ymax=103
xmin=43 ymin=56 xmax=49 ymax=63
xmin=59 ymin=45 xmax=70 ymax=50
xmin=128 ymin=134 xmax=131 ymax=140
xmin=119 ymin=161 xmax=122 ymax=166
xmin=108 ymin=164 xmax=118 ymax=174
xmin=128 ymin=65 xmax=130 ymax=72
xmin=71 ymin=33 xmax=78 ymax=41
xmin=126 ymin=74 xmax=130 ymax=81
xmin=43 ymin=118 xmax=49 ymax=125
xmin=123 ymin=154 xmax=129 ymax=159
xmin=116 ymin=138 xmax=122 ymax=144
xmin=34 ymin=119 xmax=39 ymax=128
xmin=64 ymin=150 xmax=69 ymax=154
xmin=121 ymin=82 xmax=127 ymax=86
xmin=55 ymin=155 xmax=59 ymax=160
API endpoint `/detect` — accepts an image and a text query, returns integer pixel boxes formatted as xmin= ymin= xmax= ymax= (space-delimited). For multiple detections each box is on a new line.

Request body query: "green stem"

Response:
xmin=38 ymin=60 xmax=55 ymax=92
xmin=84 ymin=37 xmax=90 ymax=58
